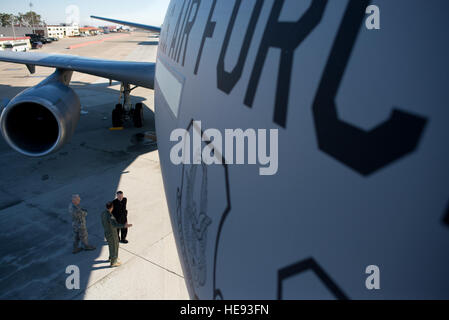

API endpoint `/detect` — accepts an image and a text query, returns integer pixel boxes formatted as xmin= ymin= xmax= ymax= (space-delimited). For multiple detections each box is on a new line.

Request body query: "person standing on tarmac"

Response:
xmin=101 ymin=202 xmax=133 ymax=267
xmin=112 ymin=191 xmax=129 ymax=243
xmin=69 ymin=194 xmax=96 ymax=254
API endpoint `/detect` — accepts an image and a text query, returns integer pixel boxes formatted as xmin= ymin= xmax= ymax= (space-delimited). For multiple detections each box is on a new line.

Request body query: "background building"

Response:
xmin=79 ymin=26 xmax=102 ymax=36
xmin=0 ymin=24 xmax=79 ymax=39
xmin=46 ymin=24 xmax=79 ymax=38
xmin=0 ymin=26 xmax=45 ymax=38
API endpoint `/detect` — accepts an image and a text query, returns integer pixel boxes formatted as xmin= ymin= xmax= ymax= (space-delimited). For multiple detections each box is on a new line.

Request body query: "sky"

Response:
xmin=0 ymin=0 xmax=171 ymax=27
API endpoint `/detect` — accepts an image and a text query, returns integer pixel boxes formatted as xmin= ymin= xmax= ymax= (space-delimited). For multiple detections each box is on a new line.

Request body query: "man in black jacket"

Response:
xmin=101 ymin=202 xmax=133 ymax=267
xmin=112 ymin=191 xmax=129 ymax=243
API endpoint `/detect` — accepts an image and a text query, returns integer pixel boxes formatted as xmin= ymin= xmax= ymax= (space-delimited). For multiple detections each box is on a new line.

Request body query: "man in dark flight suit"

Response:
xmin=112 ymin=191 xmax=129 ymax=243
xmin=101 ymin=202 xmax=133 ymax=267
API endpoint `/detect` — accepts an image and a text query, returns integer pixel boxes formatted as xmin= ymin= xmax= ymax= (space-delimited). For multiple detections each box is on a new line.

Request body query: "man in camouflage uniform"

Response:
xmin=101 ymin=202 xmax=133 ymax=267
xmin=69 ymin=194 xmax=96 ymax=254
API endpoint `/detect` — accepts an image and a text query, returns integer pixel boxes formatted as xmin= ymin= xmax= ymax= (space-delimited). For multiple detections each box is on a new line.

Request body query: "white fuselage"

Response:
xmin=154 ymin=0 xmax=449 ymax=299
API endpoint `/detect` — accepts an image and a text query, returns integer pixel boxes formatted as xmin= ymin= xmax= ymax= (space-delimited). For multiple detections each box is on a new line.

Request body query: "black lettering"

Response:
xmin=217 ymin=0 xmax=264 ymax=94
xmin=312 ymin=0 xmax=427 ymax=176
xmin=194 ymin=0 xmax=218 ymax=75
xmin=169 ymin=0 xmax=188 ymax=59
xmin=174 ymin=0 xmax=192 ymax=62
xmin=278 ymin=258 xmax=348 ymax=300
xmin=176 ymin=0 xmax=201 ymax=66
xmin=160 ymin=2 xmax=176 ymax=53
xmin=244 ymin=0 xmax=328 ymax=128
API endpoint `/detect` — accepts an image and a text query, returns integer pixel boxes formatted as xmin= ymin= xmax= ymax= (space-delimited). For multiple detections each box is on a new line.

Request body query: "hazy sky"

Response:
xmin=0 ymin=0 xmax=170 ymax=26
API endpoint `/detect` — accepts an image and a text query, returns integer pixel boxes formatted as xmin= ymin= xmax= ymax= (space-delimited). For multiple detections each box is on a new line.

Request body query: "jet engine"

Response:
xmin=0 ymin=70 xmax=80 ymax=157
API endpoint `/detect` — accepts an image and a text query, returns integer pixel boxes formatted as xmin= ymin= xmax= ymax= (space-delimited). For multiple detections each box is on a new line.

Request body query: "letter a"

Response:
xmin=365 ymin=265 xmax=380 ymax=290
xmin=65 ymin=265 xmax=80 ymax=290
xmin=365 ymin=5 xmax=380 ymax=30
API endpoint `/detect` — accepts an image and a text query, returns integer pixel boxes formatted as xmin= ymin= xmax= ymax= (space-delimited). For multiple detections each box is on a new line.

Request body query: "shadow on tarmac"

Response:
xmin=0 ymin=81 xmax=158 ymax=299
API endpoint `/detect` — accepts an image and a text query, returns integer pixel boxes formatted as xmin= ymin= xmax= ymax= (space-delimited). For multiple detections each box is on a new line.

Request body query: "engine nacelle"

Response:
xmin=0 ymin=70 xmax=80 ymax=157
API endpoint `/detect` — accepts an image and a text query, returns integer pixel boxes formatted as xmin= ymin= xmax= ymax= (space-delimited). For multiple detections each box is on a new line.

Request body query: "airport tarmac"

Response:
xmin=0 ymin=32 xmax=189 ymax=299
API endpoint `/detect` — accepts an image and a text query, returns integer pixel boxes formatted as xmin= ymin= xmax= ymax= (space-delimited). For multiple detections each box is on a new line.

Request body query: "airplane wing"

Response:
xmin=91 ymin=15 xmax=161 ymax=33
xmin=0 ymin=51 xmax=155 ymax=89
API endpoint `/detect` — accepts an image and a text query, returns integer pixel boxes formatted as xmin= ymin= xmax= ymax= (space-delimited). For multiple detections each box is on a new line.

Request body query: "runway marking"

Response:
xmin=120 ymin=246 xmax=185 ymax=279
xmin=72 ymin=231 xmax=184 ymax=299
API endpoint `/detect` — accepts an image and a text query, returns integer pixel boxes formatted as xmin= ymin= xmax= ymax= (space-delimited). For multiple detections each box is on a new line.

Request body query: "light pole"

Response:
xmin=11 ymin=16 xmax=16 ymax=39
xmin=29 ymin=2 xmax=35 ymax=34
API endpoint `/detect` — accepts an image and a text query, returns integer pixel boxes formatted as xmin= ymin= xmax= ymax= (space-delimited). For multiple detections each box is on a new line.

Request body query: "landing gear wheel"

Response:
xmin=112 ymin=103 xmax=124 ymax=127
xmin=133 ymin=103 xmax=144 ymax=128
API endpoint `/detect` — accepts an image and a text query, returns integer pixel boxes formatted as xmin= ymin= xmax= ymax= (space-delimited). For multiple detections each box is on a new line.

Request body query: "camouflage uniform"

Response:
xmin=101 ymin=209 xmax=126 ymax=264
xmin=69 ymin=202 xmax=90 ymax=250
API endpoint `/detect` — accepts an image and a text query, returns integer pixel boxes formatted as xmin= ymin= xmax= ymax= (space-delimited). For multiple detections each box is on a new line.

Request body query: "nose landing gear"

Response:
xmin=111 ymin=82 xmax=144 ymax=128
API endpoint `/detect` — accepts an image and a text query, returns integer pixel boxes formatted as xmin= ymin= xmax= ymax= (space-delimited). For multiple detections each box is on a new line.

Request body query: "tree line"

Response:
xmin=0 ymin=12 xmax=43 ymax=27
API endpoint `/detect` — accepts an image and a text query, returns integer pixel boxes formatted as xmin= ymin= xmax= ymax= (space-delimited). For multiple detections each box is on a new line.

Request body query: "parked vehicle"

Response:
xmin=31 ymin=41 xmax=43 ymax=49
xmin=25 ymin=34 xmax=50 ymax=44
xmin=2 ymin=42 xmax=28 ymax=52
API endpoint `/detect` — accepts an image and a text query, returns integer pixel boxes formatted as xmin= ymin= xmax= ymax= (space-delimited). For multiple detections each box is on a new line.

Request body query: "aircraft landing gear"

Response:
xmin=111 ymin=82 xmax=144 ymax=128
xmin=133 ymin=102 xmax=144 ymax=128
